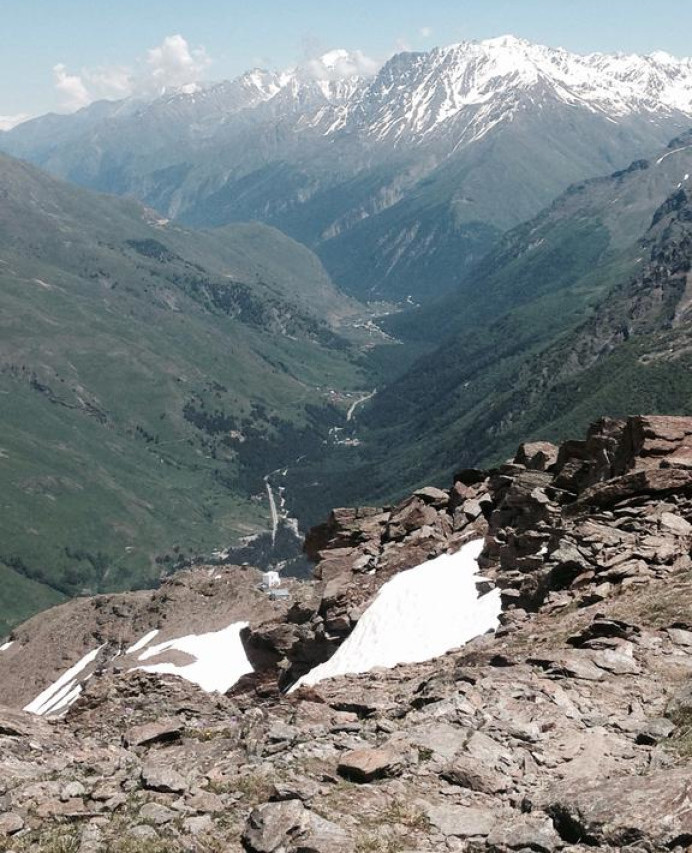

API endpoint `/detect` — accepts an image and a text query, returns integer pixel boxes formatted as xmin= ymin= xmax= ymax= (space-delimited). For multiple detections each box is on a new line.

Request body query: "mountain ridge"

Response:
xmin=6 ymin=37 xmax=692 ymax=304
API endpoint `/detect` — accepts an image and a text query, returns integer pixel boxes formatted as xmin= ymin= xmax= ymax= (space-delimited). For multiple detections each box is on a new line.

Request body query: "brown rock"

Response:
xmin=515 ymin=441 xmax=559 ymax=472
xmin=337 ymin=746 xmax=402 ymax=783
xmin=141 ymin=762 xmax=187 ymax=794
xmin=442 ymin=755 xmax=509 ymax=794
xmin=486 ymin=816 xmax=563 ymax=852
xmin=0 ymin=813 xmax=24 ymax=836
xmin=124 ymin=718 xmax=182 ymax=747
xmin=414 ymin=486 xmax=450 ymax=507
xmin=243 ymin=799 xmax=307 ymax=853
xmin=548 ymin=769 xmax=692 ymax=848
xmin=423 ymin=803 xmax=499 ymax=837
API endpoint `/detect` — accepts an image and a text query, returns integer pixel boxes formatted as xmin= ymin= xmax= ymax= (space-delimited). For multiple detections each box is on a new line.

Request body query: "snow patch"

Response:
xmin=24 ymin=645 xmax=105 ymax=716
xmin=126 ymin=629 xmax=160 ymax=655
xmin=292 ymin=539 xmax=500 ymax=691
xmin=0 ymin=641 xmax=13 ymax=652
xmin=137 ymin=622 xmax=252 ymax=693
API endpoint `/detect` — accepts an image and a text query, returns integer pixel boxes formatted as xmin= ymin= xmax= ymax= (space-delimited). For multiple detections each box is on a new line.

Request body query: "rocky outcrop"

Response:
xmin=0 ymin=415 xmax=691 ymax=851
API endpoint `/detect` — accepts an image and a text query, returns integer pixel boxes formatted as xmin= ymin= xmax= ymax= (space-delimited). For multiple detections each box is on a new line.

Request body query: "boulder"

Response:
xmin=0 ymin=812 xmax=23 ymax=836
xmin=548 ymin=769 xmax=692 ymax=848
xmin=423 ymin=803 xmax=499 ymax=837
xmin=141 ymin=762 xmax=187 ymax=794
xmin=125 ymin=718 xmax=182 ymax=747
xmin=243 ymin=800 xmax=307 ymax=853
xmin=414 ymin=486 xmax=450 ymax=507
xmin=515 ymin=441 xmax=559 ymax=472
xmin=486 ymin=815 xmax=563 ymax=852
xmin=442 ymin=755 xmax=509 ymax=794
xmin=337 ymin=747 xmax=402 ymax=783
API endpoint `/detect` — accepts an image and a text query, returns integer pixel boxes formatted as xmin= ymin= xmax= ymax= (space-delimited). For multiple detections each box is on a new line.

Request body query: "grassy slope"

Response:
xmin=305 ymin=149 xmax=692 ymax=510
xmin=0 ymin=154 xmax=368 ymax=627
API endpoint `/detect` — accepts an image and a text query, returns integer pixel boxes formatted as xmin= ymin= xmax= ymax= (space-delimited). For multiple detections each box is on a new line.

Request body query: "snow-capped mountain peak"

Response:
xmin=92 ymin=36 xmax=692 ymax=149
xmin=306 ymin=36 xmax=692 ymax=145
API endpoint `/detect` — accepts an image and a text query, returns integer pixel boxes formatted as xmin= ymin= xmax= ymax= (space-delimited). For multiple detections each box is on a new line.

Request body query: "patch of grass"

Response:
xmin=380 ymin=799 xmax=430 ymax=832
xmin=666 ymin=708 xmax=692 ymax=759
xmin=1 ymin=826 xmax=80 ymax=853
xmin=353 ymin=797 xmax=430 ymax=853
xmin=108 ymin=839 xmax=183 ymax=853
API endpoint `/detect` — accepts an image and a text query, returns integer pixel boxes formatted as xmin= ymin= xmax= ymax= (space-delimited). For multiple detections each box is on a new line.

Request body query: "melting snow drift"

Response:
xmin=126 ymin=629 xmax=160 ymax=655
xmin=137 ymin=622 xmax=253 ymax=693
xmin=293 ymin=539 xmax=500 ymax=691
xmin=24 ymin=644 xmax=105 ymax=716
xmin=24 ymin=621 xmax=254 ymax=717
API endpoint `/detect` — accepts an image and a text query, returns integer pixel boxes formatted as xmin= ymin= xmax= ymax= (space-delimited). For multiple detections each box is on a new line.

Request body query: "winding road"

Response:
xmin=347 ymin=389 xmax=377 ymax=422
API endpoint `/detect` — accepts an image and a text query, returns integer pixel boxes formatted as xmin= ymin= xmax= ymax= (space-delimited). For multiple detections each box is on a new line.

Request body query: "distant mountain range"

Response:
xmin=5 ymin=37 xmax=692 ymax=303
xmin=6 ymin=37 xmax=692 ymax=634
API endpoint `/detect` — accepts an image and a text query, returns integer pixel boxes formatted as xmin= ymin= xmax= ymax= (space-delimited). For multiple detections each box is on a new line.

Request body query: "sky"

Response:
xmin=2 ymin=0 xmax=692 ymax=127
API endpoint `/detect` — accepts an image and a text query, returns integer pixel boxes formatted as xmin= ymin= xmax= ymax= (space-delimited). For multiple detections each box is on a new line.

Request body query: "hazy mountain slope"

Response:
xmin=290 ymin=140 xmax=692 ymax=511
xmin=6 ymin=38 xmax=692 ymax=303
xmin=0 ymin=153 xmax=369 ymax=630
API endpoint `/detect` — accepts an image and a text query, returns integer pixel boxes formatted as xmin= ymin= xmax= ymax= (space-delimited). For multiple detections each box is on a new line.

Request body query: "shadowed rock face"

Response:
xmin=0 ymin=415 xmax=690 ymax=851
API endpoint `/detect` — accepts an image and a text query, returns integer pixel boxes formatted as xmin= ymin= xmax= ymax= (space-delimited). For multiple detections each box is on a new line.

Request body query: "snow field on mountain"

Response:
xmin=136 ymin=622 xmax=253 ymax=693
xmin=292 ymin=539 xmax=501 ymax=691
xmin=24 ymin=644 xmax=105 ymax=716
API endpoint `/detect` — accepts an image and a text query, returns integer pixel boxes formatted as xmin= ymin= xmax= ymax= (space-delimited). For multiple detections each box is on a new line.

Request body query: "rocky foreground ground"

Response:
xmin=0 ymin=415 xmax=691 ymax=852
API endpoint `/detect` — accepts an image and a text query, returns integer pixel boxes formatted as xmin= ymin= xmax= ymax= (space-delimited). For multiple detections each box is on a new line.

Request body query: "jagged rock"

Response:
xmin=528 ymin=653 xmax=605 ymax=681
xmin=548 ymin=769 xmax=692 ymax=848
xmin=485 ymin=815 xmax=564 ymax=852
xmin=635 ymin=717 xmax=675 ymax=745
xmin=515 ymin=442 xmax=559 ymax=472
xmin=414 ymin=486 xmax=450 ymax=507
xmin=243 ymin=800 xmax=307 ymax=852
xmin=442 ymin=755 xmax=509 ymax=794
xmin=139 ymin=802 xmax=177 ymax=825
xmin=659 ymin=511 xmax=692 ymax=535
xmin=0 ymin=706 xmax=48 ymax=738
xmin=575 ymin=468 xmax=692 ymax=510
xmin=124 ymin=718 xmax=182 ymax=747
xmin=300 ymin=812 xmax=355 ymax=853
xmin=387 ymin=497 xmax=439 ymax=539
xmin=186 ymin=790 xmax=225 ymax=813
xmin=0 ymin=812 xmax=23 ymax=835
xmin=184 ymin=814 xmax=214 ymax=837
xmin=668 ymin=627 xmax=692 ymax=647
xmin=61 ymin=780 xmax=86 ymax=800
xmin=666 ymin=683 xmax=692 ymax=720
xmin=337 ymin=746 xmax=402 ymax=782
xmin=141 ymin=762 xmax=187 ymax=794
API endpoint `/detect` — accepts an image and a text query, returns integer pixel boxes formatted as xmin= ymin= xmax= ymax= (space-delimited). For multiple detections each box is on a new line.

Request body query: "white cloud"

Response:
xmin=304 ymin=49 xmax=381 ymax=81
xmin=420 ymin=26 xmax=434 ymax=39
xmin=0 ymin=113 xmax=31 ymax=131
xmin=53 ymin=63 xmax=91 ymax=111
xmin=52 ymin=34 xmax=212 ymax=113
xmin=145 ymin=34 xmax=211 ymax=93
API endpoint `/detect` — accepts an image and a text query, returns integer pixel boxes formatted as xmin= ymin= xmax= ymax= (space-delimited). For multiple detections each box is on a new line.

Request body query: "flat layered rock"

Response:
xmin=141 ymin=762 xmax=187 ymax=794
xmin=548 ymin=769 xmax=692 ymax=848
xmin=124 ymin=718 xmax=182 ymax=747
xmin=337 ymin=746 xmax=402 ymax=782
xmin=423 ymin=803 xmax=501 ymax=838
